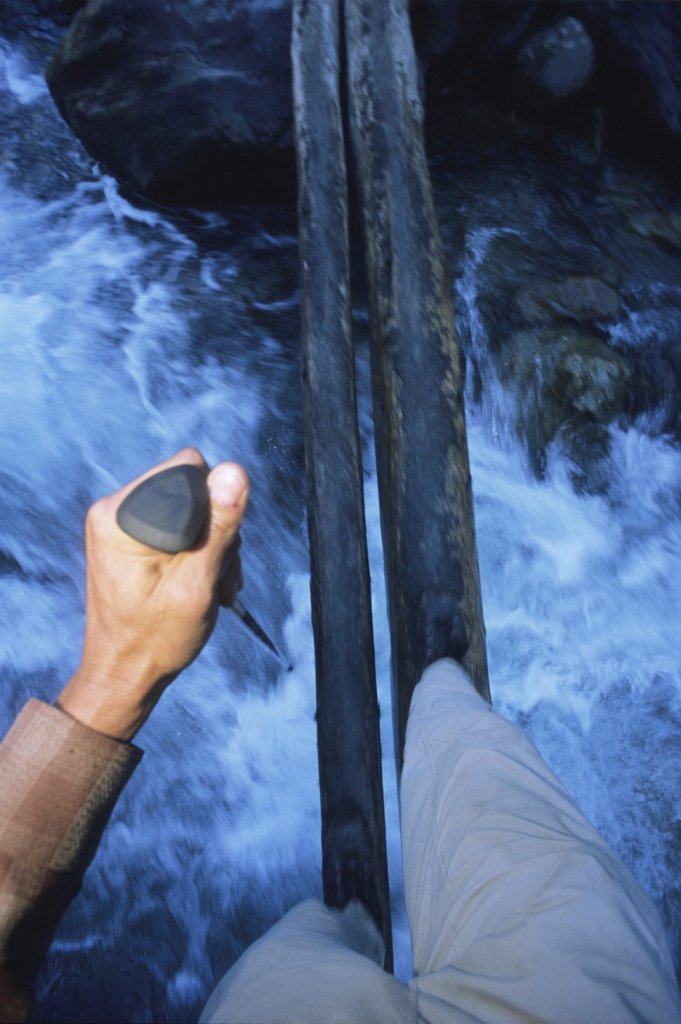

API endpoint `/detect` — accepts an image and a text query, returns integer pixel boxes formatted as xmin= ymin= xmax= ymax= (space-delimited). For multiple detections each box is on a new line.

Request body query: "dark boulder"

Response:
xmin=415 ymin=2 xmax=681 ymax=178
xmin=513 ymin=16 xmax=595 ymax=108
xmin=516 ymin=276 xmax=621 ymax=326
xmin=611 ymin=300 xmax=681 ymax=437
xmin=410 ymin=0 xmax=461 ymax=64
xmin=46 ymin=0 xmax=295 ymax=206
xmin=584 ymin=0 xmax=681 ymax=140
xmin=43 ymin=0 xmax=681 ymax=207
xmin=552 ymin=419 xmax=613 ymax=494
xmin=628 ymin=211 xmax=681 ymax=249
xmin=502 ymin=326 xmax=632 ymax=470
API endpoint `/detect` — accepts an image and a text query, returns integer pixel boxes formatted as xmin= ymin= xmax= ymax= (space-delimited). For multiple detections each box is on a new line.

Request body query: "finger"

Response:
xmin=198 ymin=462 xmax=249 ymax=577
xmin=89 ymin=448 xmax=209 ymax=555
xmin=86 ymin=449 xmax=208 ymax=552
xmin=106 ymin=448 xmax=209 ymax=512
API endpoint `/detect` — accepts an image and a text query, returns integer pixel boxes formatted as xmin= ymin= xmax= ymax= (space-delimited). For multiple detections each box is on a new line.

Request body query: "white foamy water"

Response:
xmin=0 ymin=33 xmax=678 ymax=1022
xmin=0 ymin=37 xmax=47 ymax=103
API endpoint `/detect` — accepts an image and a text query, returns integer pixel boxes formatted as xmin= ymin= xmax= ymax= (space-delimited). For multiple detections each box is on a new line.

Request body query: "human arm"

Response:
xmin=0 ymin=448 xmax=249 ymax=1021
xmin=57 ymin=448 xmax=249 ymax=740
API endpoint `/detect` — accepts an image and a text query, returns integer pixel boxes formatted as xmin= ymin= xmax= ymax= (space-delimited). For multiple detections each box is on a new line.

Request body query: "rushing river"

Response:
xmin=1 ymin=28 xmax=679 ymax=1023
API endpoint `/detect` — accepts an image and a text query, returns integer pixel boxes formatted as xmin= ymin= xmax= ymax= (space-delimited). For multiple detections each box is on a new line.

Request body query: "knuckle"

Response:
xmin=177 ymin=446 xmax=206 ymax=468
xmin=86 ymin=497 xmax=109 ymax=532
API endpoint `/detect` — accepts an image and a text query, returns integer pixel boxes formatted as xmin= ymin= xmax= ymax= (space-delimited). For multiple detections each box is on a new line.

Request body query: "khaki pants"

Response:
xmin=200 ymin=659 xmax=681 ymax=1023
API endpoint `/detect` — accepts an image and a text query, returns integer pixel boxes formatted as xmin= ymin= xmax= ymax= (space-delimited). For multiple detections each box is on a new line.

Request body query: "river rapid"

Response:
xmin=1 ymin=28 xmax=680 ymax=1023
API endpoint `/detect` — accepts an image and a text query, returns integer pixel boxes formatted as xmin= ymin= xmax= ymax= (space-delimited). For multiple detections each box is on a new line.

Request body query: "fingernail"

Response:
xmin=208 ymin=464 xmax=247 ymax=507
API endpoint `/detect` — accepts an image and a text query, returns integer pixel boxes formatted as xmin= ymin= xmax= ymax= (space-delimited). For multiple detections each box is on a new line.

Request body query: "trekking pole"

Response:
xmin=116 ymin=463 xmax=289 ymax=669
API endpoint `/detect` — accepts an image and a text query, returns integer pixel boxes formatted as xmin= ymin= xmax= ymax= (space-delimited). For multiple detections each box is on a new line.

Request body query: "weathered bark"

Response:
xmin=344 ymin=0 xmax=491 ymax=770
xmin=291 ymin=0 xmax=393 ymax=969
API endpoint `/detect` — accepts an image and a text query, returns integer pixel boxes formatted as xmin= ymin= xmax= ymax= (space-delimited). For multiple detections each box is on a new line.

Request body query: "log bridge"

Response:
xmin=292 ymin=0 xmax=491 ymax=970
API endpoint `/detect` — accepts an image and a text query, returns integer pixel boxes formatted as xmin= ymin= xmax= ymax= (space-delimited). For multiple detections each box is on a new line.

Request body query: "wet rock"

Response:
xmin=420 ymin=2 xmax=680 ymax=184
xmin=552 ymin=419 xmax=613 ymax=495
xmin=554 ymin=2 xmax=681 ymax=176
xmin=614 ymin=302 xmax=681 ymax=438
xmin=502 ymin=326 xmax=632 ymax=470
xmin=0 ymin=2 xmax=70 ymax=50
xmin=628 ymin=211 xmax=681 ymax=249
xmin=409 ymin=0 xmax=461 ymax=99
xmin=514 ymin=17 xmax=595 ymax=108
xmin=467 ymin=228 xmax=620 ymax=360
xmin=46 ymin=0 xmax=295 ymax=207
xmin=0 ymin=64 xmax=87 ymax=198
xmin=410 ymin=0 xmax=461 ymax=62
xmin=41 ymin=0 xmax=681 ymax=209
xmin=545 ymin=330 xmax=630 ymax=419
xmin=583 ymin=0 xmax=681 ymax=141
xmin=516 ymin=275 xmax=621 ymax=325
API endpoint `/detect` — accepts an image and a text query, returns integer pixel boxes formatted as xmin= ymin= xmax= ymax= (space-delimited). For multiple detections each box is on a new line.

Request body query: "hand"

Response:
xmin=57 ymin=448 xmax=249 ymax=740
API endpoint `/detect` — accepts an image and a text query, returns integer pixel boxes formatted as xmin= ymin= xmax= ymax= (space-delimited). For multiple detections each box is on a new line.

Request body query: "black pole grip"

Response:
xmin=116 ymin=464 xmax=208 ymax=553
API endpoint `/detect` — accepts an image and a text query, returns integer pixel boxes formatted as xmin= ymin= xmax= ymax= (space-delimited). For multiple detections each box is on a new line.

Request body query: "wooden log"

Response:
xmin=344 ymin=0 xmax=491 ymax=771
xmin=291 ymin=0 xmax=393 ymax=969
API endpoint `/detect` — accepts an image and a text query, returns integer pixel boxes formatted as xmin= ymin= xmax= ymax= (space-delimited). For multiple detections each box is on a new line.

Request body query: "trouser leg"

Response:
xmin=199 ymin=899 xmax=413 ymax=1024
xmin=401 ymin=658 xmax=681 ymax=1023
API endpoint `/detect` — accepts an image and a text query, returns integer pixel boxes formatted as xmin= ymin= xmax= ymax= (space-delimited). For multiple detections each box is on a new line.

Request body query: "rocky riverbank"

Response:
xmin=41 ymin=1 xmax=681 ymax=207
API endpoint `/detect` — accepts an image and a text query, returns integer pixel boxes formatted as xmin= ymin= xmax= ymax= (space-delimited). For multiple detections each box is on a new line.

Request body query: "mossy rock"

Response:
xmin=516 ymin=275 xmax=621 ymax=325
xmin=502 ymin=326 xmax=632 ymax=471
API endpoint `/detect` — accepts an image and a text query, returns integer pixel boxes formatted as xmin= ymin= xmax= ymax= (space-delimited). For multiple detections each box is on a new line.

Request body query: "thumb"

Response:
xmin=202 ymin=462 xmax=249 ymax=571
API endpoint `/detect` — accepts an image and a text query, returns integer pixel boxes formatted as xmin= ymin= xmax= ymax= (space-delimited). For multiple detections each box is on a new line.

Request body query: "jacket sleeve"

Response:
xmin=0 ymin=700 xmax=142 ymax=1022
